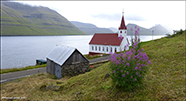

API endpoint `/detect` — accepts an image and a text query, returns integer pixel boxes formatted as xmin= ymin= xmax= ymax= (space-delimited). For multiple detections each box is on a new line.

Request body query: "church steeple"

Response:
xmin=118 ymin=11 xmax=127 ymax=37
xmin=119 ymin=11 xmax=127 ymax=30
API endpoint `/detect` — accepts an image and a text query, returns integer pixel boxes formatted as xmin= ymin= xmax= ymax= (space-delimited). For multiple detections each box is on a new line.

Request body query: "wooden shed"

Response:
xmin=46 ymin=46 xmax=89 ymax=79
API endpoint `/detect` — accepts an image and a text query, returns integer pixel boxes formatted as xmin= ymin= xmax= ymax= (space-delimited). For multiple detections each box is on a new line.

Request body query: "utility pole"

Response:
xmin=152 ymin=30 xmax=154 ymax=40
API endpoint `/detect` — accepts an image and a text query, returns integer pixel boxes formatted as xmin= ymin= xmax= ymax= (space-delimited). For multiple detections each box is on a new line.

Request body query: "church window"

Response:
xmin=120 ymin=31 xmax=122 ymax=33
xmin=92 ymin=46 xmax=94 ymax=50
xmin=110 ymin=47 xmax=112 ymax=52
xmin=103 ymin=47 xmax=104 ymax=51
xmin=106 ymin=47 xmax=108 ymax=52
xmin=95 ymin=46 xmax=97 ymax=51
xmin=115 ymin=48 xmax=117 ymax=52
xmin=125 ymin=31 xmax=126 ymax=33
xmin=99 ymin=46 xmax=101 ymax=51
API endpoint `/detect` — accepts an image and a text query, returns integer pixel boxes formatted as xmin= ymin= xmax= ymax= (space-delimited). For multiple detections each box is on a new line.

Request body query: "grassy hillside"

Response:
xmin=1 ymin=31 xmax=185 ymax=100
xmin=1 ymin=2 xmax=86 ymax=36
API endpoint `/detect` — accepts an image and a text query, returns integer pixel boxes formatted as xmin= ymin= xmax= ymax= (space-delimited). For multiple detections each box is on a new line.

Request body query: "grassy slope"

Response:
xmin=1 ymin=2 xmax=86 ymax=36
xmin=1 ymin=32 xmax=185 ymax=100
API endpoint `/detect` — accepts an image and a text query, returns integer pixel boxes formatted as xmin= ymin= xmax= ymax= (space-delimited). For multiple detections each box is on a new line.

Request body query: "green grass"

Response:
xmin=0 ymin=64 xmax=47 ymax=74
xmin=1 ymin=31 xmax=185 ymax=100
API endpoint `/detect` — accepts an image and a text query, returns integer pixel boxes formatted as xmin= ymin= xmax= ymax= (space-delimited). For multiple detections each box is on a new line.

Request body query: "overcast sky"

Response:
xmin=14 ymin=1 xmax=185 ymax=30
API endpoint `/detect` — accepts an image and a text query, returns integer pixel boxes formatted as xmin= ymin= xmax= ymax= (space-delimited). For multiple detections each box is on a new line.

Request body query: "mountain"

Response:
xmin=70 ymin=21 xmax=113 ymax=35
xmin=109 ymin=23 xmax=172 ymax=35
xmin=1 ymin=2 xmax=86 ymax=36
xmin=109 ymin=27 xmax=118 ymax=33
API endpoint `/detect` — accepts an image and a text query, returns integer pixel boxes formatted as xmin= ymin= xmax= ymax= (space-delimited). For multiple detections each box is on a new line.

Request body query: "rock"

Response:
xmin=73 ymin=92 xmax=81 ymax=99
xmin=104 ymin=73 xmax=110 ymax=79
xmin=46 ymin=84 xmax=61 ymax=91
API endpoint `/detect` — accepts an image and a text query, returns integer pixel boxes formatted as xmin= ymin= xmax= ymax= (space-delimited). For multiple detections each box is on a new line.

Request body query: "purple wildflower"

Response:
xmin=130 ymin=76 xmax=133 ymax=78
xmin=117 ymin=68 xmax=119 ymax=71
xmin=139 ymin=75 xmax=141 ymax=77
xmin=135 ymin=30 xmax=139 ymax=36
xmin=121 ymin=70 xmax=123 ymax=73
xmin=122 ymin=74 xmax=125 ymax=77
xmin=135 ymin=25 xmax=137 ymax=29
xmin=135 ymin=72 xmax=138 ymax=75
xmin=127 ymin=56 xmax=131 ymax=61
xmin=147 ymin=60 xmax=152 ymax=64
xmin=137 ymin=28 xmax=140 ymax=31
xmin=119 ymin=35 xmax=123 ymax=40
xmin=134 ymin=67 xmax=138 ymax=70
xmin=141 ymin=48 xmax=144 ymax=51
xmin=133 ymin=79 xmax=137 ymax=81
xmin=126 ymin=63 xmax=130 ymax=66
xmin=113 ymin=71 xmax=116 ymax=73
xmin=127 ymin=72 xmax=129 ymax=75
xmin=130 ymin=27 xmax=133 ymax=31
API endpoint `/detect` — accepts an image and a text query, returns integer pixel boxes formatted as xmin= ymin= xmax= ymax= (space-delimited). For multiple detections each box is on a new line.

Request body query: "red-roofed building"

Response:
xmin=89 ymin=12 xmax=129 ymax=55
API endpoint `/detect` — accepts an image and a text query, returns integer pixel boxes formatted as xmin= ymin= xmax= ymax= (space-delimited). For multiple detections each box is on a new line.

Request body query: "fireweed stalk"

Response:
xmin=109 ymin=26 xmax=152 ymax=91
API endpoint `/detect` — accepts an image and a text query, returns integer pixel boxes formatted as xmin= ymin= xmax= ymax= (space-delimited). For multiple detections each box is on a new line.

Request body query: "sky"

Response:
xmin=13 ymin=1 xmax=185 ymax=30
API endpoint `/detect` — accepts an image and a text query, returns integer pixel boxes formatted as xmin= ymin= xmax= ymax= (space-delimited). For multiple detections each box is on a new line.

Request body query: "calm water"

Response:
xmin=1 ymin=35 xmax=165 ymax=69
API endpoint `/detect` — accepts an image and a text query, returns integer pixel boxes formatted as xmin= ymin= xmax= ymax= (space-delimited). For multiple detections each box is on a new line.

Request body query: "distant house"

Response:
xmin=46 ymin=46 xmax=89 ymax=79
xmin=89 ymin=12 xmax=129 ymax=55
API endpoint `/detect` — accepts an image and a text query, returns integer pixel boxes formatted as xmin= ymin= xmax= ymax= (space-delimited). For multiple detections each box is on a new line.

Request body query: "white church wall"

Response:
xmin=89 ymin=44 xmax=120 ymax=54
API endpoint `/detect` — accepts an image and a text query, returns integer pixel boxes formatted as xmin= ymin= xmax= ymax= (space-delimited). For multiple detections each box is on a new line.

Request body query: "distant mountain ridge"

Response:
xmin=70 ymin=21 xmax=113 ymax=35
xmin=126 ymin=23 xmax=172 ymax=35
xmin=1 ymin=2 xmax=86 ymax=36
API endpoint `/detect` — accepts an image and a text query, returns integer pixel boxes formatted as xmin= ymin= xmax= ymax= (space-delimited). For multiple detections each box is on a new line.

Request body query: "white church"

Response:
xmin=89 ymin=12 xmax=129 ymax=55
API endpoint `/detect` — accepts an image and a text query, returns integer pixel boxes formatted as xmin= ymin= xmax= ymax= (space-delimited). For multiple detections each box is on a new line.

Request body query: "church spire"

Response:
xmin=119 ymin=11 xmax=127 ymax=30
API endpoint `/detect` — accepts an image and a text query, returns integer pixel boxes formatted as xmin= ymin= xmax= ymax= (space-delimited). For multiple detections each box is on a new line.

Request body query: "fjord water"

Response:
xmin=1 ymin=35 xmax=165 ymax=69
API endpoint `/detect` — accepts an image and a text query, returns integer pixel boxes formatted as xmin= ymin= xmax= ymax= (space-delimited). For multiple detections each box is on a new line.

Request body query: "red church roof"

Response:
xmin=89 ymin=33 xmax=122 ymax=46
xmin=119 ymin=15 xmax=127 ymax=30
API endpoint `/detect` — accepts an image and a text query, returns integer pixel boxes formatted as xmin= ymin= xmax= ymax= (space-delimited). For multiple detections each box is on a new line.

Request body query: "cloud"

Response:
xmin=125 ymin=14 xmax=146 ymax=21
xmin=92 ymin=13 xmax=121 ymax=21
xmin=92 ymin=13 xmax=146 ymax=22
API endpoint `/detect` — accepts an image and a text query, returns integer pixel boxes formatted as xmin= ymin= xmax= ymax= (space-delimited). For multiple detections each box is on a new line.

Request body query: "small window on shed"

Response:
xmin=92 ymin=46 xmax=94 ymax=50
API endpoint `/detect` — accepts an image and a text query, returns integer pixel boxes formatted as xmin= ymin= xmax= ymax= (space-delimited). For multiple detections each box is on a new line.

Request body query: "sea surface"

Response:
xmin=1 ymin=35 xmax=165 ymax=69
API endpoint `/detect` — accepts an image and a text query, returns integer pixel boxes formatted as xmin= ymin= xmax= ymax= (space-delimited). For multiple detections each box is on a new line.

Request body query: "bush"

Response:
xmin=109 ymin=26 xmax=152 ymax=91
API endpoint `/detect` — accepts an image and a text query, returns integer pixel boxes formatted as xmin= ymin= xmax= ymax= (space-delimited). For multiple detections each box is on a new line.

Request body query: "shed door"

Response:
xmin=55 ymin=64 xmax=61 ymax=79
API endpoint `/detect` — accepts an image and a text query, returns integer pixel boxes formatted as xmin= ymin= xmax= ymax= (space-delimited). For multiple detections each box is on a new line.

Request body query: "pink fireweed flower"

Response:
xmin=122 ymin=74 xmax=125 ymax=77
xmin=135 ymin=72 xmax=138 ymax=75
xmin=134 ymin=67 xmax=138 ymax=70
xmin=126 ymin=72 xmax=129 ymax=75
xmin=119 ymin=35 xmax=123 ymax=40
xmin=147 ymin=60 xmax=152 ymax=64
xmin=127 ymin=56 xmax=131 ymax=61
xmin=135 ymin=25 xmax=137 ymax=29
xmin=141 ymin=48 xmax=144 ymax=51
xmin=137 ymin=28 xmax=140 ymax=31
xmin=126 ymin=63 xmax=130 ymax=66
xmin=133 ymin=79 xmax=137 ymax=81
xmin=135 ymin=30 xmax=139 ymax=36
xmin=121 ymin=70 xmax=123 ymax=73
xmin=139 ymin=75 xmax=141 ymax=77
xmin=130 ymin=27 xmax=133 ymax=31
xmin=113 ymin=71 xmax=116 ymax=73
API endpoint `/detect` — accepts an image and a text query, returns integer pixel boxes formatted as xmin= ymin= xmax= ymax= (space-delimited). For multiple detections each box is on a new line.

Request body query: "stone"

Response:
xmin=104 ymin=73 xmax=110 ymax=79
xmin=46 ymin=84 xmax=61 ymax=91
xmin=73 ymin=92 xmax=81 ymax=99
